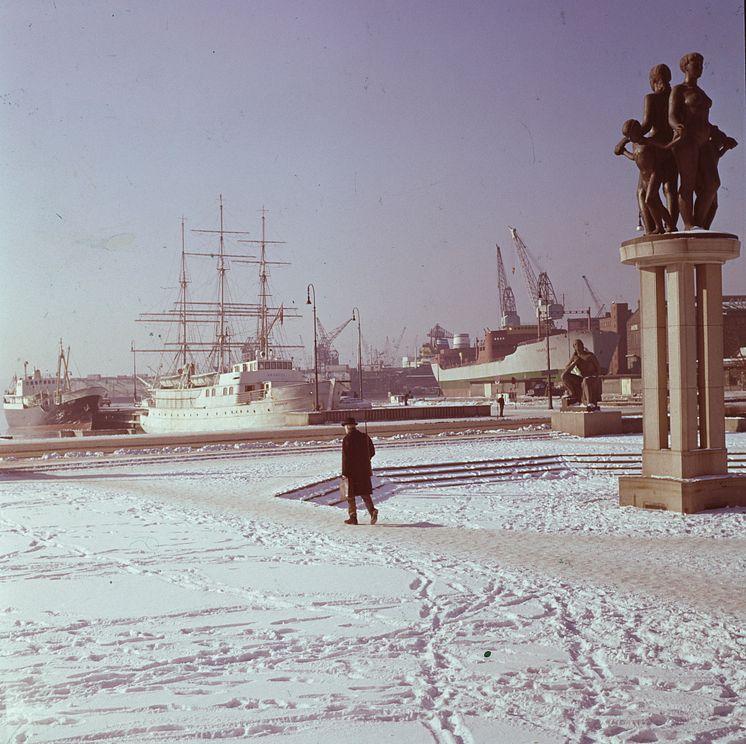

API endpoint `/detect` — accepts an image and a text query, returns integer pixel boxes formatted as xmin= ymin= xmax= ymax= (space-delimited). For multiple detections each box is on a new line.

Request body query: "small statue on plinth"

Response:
xmin=561 ymin=339 xmax=602 ymax=411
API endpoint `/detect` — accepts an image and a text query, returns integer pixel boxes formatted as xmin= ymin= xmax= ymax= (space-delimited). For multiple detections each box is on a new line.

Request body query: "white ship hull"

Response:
xmin=431 ymin=329 xmax=618 ymax=397
xmin=139 ymin=375 xmax=336 ymax=434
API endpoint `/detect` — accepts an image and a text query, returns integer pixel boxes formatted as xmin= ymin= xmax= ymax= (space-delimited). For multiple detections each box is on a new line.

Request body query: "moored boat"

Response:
xmin=431 ymin=328 xmax=618 ymax=397
xmin=138 ymin=356 xmax=337 ymax=433
xmin=137 ymin=199 xmax=340 ymax=434
xmin=3 ymin=342 xmax=109 ymax=436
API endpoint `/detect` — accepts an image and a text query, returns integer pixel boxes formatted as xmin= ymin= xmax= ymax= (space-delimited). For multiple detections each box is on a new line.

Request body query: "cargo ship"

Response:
xmin=430 ymin=327 xmax=619 ymax=397
xmin=428 ymin=228 xmax=622 ymax=398
xmin=3 ymin=342 xmax=109 ymax=436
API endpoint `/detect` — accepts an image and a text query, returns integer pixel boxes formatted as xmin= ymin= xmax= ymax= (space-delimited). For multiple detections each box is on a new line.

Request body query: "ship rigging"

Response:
xmin=135 ymin=197 xmax=301 ymax=380
xmin=134 ymin=197 xmax=338 ymax=434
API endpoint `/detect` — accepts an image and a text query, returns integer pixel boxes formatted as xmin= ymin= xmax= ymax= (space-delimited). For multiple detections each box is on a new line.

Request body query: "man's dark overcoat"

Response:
xmin=342 ymin=427 xmax=375 ymax=495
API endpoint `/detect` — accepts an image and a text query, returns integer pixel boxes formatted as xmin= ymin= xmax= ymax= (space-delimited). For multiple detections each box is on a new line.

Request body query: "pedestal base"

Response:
xmin=642 ymin=447 xmax=728 ymax=479
xmin=550 ymin=409 xmax=623 ymax=437
xmin=725 ymin=417 xmax=746 ymax=433
xmin=619 ymin=474 xmax=746 ymax=514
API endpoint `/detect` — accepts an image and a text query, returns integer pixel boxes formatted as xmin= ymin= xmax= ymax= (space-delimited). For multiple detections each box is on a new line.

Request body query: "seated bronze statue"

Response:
xmin=561 ymin=339 xmax=602 ymax=411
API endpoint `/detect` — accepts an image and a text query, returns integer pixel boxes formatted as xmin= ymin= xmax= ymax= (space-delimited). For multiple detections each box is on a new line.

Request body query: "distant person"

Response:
xmin=496 ymin=394 xmax=505 ymax=417
xmin=403 ymin=390 xmax=412 ymax=406
xmin=561 ymin=339 xmax=602 ymax=411
xmin=341 ymin=416 xmax=378 ymax=525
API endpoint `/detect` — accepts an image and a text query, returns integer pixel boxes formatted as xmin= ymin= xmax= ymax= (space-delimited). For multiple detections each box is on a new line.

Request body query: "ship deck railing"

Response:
xmin=236 ymin=389 xmax=267 ymax=405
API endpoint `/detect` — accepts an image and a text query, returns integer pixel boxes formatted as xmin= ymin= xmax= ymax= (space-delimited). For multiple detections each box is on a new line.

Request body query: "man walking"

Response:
xmin=341 ymin=416 xmax=378 ymax=525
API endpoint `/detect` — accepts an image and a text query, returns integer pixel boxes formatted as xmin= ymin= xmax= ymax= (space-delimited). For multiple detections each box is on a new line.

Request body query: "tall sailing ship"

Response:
xmin=136 ymin=199 xmax=339 ymax=434
xmin=3 ymin=342 xmax=109 ymax=436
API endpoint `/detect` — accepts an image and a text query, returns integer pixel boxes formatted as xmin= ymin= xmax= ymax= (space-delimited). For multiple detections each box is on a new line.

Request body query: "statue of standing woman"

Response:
xmin=669 ymin=52 xmax=737 ymax=230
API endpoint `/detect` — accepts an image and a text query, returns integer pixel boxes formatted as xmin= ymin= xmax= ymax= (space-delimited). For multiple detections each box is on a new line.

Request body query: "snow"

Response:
xmin=2 ymin=429 xmax=745 ymax=743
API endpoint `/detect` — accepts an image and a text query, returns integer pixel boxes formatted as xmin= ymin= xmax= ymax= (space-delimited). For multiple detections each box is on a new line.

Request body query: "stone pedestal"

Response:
xmin=725 ymin=417 xmax=746 ymax=433
xmin=551 ymin=409 xmax=623 ymax=437
xmin=619 ymin=474 xmax=746 ymax=513
xmin=618 ymin=232 xmax=746 ymax=513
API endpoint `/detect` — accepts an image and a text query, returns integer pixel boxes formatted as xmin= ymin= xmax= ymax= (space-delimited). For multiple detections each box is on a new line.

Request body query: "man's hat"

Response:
xmin=342 ymin=416 xmax=357 ymax=426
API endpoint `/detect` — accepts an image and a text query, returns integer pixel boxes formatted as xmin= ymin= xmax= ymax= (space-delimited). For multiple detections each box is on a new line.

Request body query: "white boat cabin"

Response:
xmin=5 ymin=370 xmax=64 ymax=407
xmin=147 ymin=356 xmax=308 ymax=410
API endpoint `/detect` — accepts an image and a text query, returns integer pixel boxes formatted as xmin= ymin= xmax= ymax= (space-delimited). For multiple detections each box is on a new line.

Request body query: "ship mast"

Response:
xmin=137 ymin=199 xmax=302 ymax=377
xmin=217 ymin=197 xmax=227 ymax=370
xmin=190 ymin=195 xmax=254 ymax=371
xmin=238 ymin=208 xmax=291 ymax=360
xmin=258 ymin=209 xmax=271 ymax=358
xmin=178 ymin=217 xmax=189 ymax=368
xmin=56 ymin=340 xmax=63 ymax=401
xmin=55 ymin=340 xmax=72 ymax=403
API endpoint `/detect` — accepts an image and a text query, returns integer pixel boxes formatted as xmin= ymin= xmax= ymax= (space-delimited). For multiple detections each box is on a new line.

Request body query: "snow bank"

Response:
xmin=2 ymin=431 xmax=745 ymax=742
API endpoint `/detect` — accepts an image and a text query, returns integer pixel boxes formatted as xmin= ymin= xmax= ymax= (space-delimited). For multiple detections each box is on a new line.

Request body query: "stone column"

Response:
xmin=618 ymin=232 xmax=746 ymax=513
xmin=639 ymin=266 xmax=668 ymax=454
xmin=696 ymin=264 xmax=726 ymax=453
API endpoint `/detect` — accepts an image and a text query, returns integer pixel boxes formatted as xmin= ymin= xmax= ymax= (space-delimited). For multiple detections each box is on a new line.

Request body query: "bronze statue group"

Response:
xmin=614 ymin=53 xmax=737 ymax=234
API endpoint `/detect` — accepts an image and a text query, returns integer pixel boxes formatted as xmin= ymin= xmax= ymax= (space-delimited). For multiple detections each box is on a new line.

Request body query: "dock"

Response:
xmin=0 ymin=414 xmax=549 ymax=461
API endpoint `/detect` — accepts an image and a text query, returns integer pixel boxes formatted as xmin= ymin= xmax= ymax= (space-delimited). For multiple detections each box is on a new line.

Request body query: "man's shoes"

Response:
xmin=370 ymin=509 xmax=378 ymax=525
xmin=344 ymin=517 xmax=358 ymax=525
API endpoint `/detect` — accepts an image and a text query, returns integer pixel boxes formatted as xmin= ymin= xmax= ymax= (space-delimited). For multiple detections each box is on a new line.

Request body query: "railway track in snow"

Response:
xmin=0 ymin=426 xmax=553 ymax=474
xmin=0 ymin=416 xmax=550 ymax=462
xmin=3 ymin=429 xmax=745 ymax=501
xmin=279 ymin=450 xmax=746 ymax=507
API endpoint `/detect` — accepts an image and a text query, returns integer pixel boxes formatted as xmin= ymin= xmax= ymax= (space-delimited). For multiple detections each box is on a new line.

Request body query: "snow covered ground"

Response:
xmin=2 ymin=429 xmax=745 ymax=743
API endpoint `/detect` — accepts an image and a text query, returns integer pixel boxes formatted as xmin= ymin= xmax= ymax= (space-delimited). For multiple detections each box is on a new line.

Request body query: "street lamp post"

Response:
xmin=306 ymin=284 xmax=319 ymax=411
xmin=131 ymin=340 xmax=137 ymax=404
xmin=352 ymin=307 xmax=363 ymax=402
xmin=538 ymin=298 xmax=553 ymax=410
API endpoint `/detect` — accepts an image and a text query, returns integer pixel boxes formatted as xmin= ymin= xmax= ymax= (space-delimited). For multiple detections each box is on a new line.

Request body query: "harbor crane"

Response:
xmin=385 ymin=326 xmax=407 ymax=366
xmin=376 ymin=327 xmax=408 ymax=367
xmin=496 ymin=244 xmax=521 ymax=327
xmin=428 ymin=324 xmax=453 ymax=347
xmin=393 ymin=326 xmax=407 ymax=355
xmin=316 ymin=316 xmax=354 ymax=369
xmin=374 ymin=326 xmax=407 ymax=367
xmin=508 ymin=226 xmax=564 ymax=321
xmin=581 ymin=275 xmax=606 ymax=317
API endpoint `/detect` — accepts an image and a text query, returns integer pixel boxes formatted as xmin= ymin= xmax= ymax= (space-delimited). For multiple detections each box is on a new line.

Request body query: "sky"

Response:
xmin=1 ymin=0 xmax=745 ymax=383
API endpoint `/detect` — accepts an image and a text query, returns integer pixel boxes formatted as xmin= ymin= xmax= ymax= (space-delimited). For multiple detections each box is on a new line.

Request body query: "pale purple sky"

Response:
xmin=1 ymin=0 xmax=745 ymax=385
